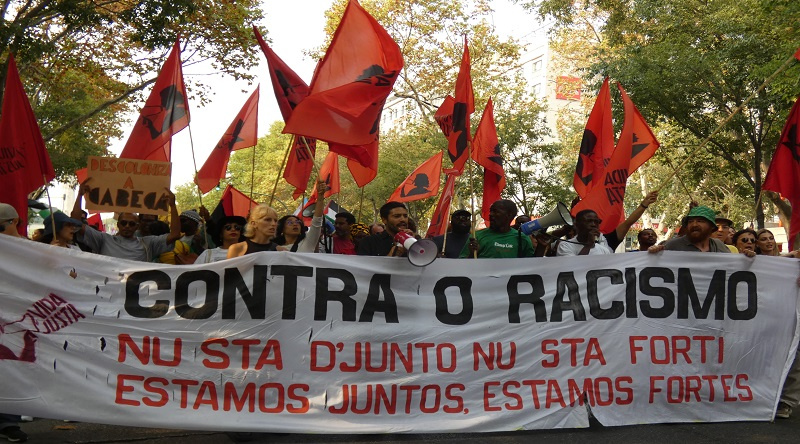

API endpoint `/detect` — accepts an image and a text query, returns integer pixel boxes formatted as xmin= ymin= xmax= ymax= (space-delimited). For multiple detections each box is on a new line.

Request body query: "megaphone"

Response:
xmin=302 ymin=203 xmax=317 ymax=218
xmin=394 ymin=232 xmax=438 ymax=267
xmin=520 ymin=202 xmax=573 ymax=235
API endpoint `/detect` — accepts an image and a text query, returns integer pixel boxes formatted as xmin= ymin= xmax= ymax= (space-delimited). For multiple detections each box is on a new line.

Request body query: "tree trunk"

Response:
xmin=765 ymin=191 xmax=792 ymax=230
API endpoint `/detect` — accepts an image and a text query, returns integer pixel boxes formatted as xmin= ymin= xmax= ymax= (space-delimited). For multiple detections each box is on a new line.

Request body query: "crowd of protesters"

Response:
xmin=3 ymin=182 xmax=800 ymax=442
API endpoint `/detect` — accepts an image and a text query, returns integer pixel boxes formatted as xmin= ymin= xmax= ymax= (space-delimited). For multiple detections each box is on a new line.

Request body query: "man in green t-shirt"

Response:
xmin=461 ymin=199 xmax=535 ymax=258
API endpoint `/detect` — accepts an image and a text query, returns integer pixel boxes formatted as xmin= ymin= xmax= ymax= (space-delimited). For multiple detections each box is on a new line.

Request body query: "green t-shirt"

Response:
xmin=459 ymin=228 xmax=535 ymax=258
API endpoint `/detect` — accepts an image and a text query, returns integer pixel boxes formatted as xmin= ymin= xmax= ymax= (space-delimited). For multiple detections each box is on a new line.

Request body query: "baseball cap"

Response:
xmin=0 ymin=203 xmax=19 ymax=220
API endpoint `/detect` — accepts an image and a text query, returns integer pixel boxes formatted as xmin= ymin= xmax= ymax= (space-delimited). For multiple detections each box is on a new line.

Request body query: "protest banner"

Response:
xmin=84 ymin=156 xmax=172 ymax=215
xmin=0 ymin=234 xmax=797 ymax=432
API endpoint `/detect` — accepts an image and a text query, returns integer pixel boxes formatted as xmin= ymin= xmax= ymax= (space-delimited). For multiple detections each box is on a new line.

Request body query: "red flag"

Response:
xmin=87 ymin=213 xmax=105 ymax=232
xmin=572 ymin=84 xmax=660 ymax=234
xmin=763 ymin=94 xmax=800 ymax=249
xmin=254 ymin=27 xmax=310 ymax=122
xmin=219 ymin=185 xmax=259 ymax=218
xmin=283 ymin=0 xmax=403 ymax=150
xmin=447 ymin=37 xmax=475 ymax=173
xmin=118 ymin=39 xmax=189 ymax=162
xmin=472 ymin=99 xmax=506 ymax=221
xmin=308 ymin=152 xmax=340 ymax=204
xmin=388 ymin=151 xmax=442 ymax=202
xmin=425 ymin=173 xmax=457 ymax=238
xmin=435 ymin=95 xmax=455 ymax=137
xmin=287 ymin=137 xmax=317 ymax=199
xmin=0 ymin=54 xmax=55 ymax=235
xmin=254 ymin=27 xmax=319 ymax=197
xmin=195 ymin=87 xmax=259 ymax=193
xmin=347 ymin=144 xmax=379 ymax=187
xmin=574 ymin=78 xmax=614 ymax=198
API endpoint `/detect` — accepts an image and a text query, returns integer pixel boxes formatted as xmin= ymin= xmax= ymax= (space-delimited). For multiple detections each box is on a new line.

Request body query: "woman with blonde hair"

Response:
xmin=227 ymin=204 xmax=279 ymax=258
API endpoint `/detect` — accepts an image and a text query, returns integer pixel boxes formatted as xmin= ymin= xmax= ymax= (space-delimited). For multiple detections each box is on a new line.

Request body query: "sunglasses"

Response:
xmin=118 ymin=220 xmax=138 ymax=227
xmin=739 ymin=238 xmax=756 ymax=243
xmin=224 ymin=224 xmax=242 ymax=231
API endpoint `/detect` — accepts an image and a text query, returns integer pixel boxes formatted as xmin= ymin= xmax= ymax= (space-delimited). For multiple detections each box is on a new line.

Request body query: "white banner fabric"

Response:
xmin=0 ymin=234 xmax=798 ymax=433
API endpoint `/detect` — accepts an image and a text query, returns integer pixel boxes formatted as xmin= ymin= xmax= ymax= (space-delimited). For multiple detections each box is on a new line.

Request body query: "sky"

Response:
xmin=107 ymin=0 xmax=535 ymax=190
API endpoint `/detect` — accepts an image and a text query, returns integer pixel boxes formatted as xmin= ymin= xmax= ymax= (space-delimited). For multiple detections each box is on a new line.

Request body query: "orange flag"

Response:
xmin=0 ymin=54 xmax=55 ymax=235
xmin=572 ymin=84 xmax=660 ymax=234
xmin=574 ymin=78 xmax=614 ymax=198
xmin=283 ymin=0 xmax=403 ymax=153
xmin=195 ymin=87 xmax=259 ymax=193
xmin=118 ymin=38 xmax=189 ymax=162
xmin=447 ymin=37 xmax=474 ymax=173
xmin=472 ymin=99 xmax=506 ymax=221
xmin=307 ymin=152 xmax=340 ymax=204
xmin=388 ymin=152 xmax=442 ymax=202
xmin=763 ymin=94 xmax=800 ymax=249
xmin=425 ymin=173 xmax=457 ymax=238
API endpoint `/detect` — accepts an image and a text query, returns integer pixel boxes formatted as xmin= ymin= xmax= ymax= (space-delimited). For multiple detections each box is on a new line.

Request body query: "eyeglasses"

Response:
xmin=118 ymin=220 xmax=138 ymax=227
xmin=285 ymin=219 xmax=303 ymax=226
xmin=739 ymin=238 xmax=756 ymax=243
xmin=224 ymin=224 xmax=242 ymax=231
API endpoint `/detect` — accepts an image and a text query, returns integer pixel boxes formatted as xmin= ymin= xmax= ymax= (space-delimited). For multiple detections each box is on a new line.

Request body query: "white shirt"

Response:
xmin=195 ymin=247 xmax=230 ymax=263
xmin=556 ymin=235 xmax=615 ymax=256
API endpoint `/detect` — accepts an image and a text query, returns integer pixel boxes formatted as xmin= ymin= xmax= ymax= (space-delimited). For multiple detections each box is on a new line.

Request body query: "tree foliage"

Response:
xmin=2 ymin=0 xmax=265 ymax=181
xmin=523 ymin=0 xmax=800 ymax=229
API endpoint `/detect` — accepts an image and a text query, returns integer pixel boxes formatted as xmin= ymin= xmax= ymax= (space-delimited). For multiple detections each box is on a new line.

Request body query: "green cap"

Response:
xmin=686 ymin=206 xmax=717 ymax=228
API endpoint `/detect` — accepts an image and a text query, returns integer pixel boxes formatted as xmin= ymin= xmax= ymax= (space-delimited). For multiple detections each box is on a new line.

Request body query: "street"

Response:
xmin=15 ymin=415 xmax=800 ymax=444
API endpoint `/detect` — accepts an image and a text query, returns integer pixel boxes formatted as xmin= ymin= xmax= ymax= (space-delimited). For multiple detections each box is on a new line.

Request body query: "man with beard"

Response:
xmin=649 ymin=206 xmax=730 ymax=253
xmin=357 ymin=202 xmax=413 ymax=257
xmin=432 ymin=210 xmax=472 ymax=258
xmin=557 ymin=209 xmax=614 ymax=256
xmin=462 ymin=200 xmax=535 ymax=258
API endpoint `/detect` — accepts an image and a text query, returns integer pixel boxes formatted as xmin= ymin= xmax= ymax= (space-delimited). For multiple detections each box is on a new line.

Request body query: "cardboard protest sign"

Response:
xmin=84 ymin=156 xmax=172 ymax=215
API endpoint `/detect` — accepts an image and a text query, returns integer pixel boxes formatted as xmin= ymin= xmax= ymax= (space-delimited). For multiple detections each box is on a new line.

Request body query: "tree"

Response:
xmin=525 ymin=0 xmax=800 ymax=229
xmin=2 ymin=0 xmax=265 ymax=181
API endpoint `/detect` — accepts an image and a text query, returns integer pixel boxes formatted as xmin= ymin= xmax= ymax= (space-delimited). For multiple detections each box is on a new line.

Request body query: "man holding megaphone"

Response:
xmin=357 ymin=201 xmax=413 ymax=257
xmin=461 ymin=199 xmax=536 ymax=259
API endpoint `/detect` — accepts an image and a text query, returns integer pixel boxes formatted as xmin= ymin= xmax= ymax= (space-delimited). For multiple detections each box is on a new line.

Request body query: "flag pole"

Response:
xmin=250 ymin=141 xmax=258 ymax=203
xmin=439 ymin=173 xmax=454 ymax=257
xmin=654 ymin=52 xmax=799 ymax=194
xmin=41 ymin=176 xmax=56 ymax=239
xmin=268 ymin=135 xmax=294 ymax=206
xmin=467 ymin=143 xmax=477 ymax=259
xmin=358 ymin=186 xmax=365 ymax=221
xmin=187 ymin=123 xmax=212 ymax=249
xmin=659 ymin=151 xmax=695 ymax=201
